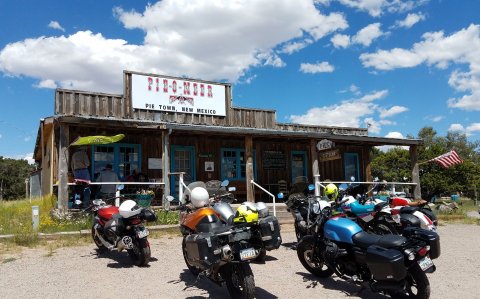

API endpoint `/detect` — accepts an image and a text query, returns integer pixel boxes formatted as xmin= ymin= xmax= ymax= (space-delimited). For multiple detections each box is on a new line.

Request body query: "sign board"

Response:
xmin=263 ymin=150 xmax=286 ymax=169
xmin=205 ymin=161 xmax=214 ymax=172
xmin=319 ymin=149 xmax=341 ymax=162
xmin=131 ymin=73 xmax=226 ymax=116
xmin=317 ymin=139 xmax=334 ymax=151
xmin=148 ymin=158 xmax=162 ymax=169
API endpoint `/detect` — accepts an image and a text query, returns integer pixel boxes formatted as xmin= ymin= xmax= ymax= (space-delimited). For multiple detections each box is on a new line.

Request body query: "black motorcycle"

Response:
xmin=296 ymin=196 xmax=440 ymax=299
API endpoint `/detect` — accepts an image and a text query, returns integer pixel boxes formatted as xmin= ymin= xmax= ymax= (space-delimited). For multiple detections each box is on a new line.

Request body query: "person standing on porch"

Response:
xmin=71 ymin=147 xmax=91 ymax=181
xmin=96 ymin=164 xmax=119 ymax=198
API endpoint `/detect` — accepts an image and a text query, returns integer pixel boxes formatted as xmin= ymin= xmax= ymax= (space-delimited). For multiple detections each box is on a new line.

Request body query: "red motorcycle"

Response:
xmin=88 ymin=196 xmax=157 ymax=267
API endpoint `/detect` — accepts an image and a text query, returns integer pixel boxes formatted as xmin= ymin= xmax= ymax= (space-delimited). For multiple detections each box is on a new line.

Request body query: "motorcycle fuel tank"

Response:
xmin=213 ymin=202 xmax=235 ymax=224
xmin=182 ymin=207 xmax=221 ymax=231
xmin=349 ymin=201 xmax=375 ymax=215
xmin=98 ymin=206 xmax=119 ymax=221
xmin=324 ymin=217 xmax=362 ymax=244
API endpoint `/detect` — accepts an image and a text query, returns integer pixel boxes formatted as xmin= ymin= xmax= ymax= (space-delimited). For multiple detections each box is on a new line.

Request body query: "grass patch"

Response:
xmin=434 ymin=198 xmax=480 ymax=225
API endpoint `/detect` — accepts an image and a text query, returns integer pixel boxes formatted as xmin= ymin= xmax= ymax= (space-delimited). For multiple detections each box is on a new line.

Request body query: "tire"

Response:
xmin=296 ymin=237 xmax=334 ymax=278
xmin=182 ymin=237 xmax=201 ymax=276
xmin=371 ymin=219 xmax=398 ymax=235
xmin=389 ymin=264 xmax=430 ymax=299
xmin=128 ymin=237 xmax=151 ymax=267
xmin=294 ymin=222 xmax=305 ymax=241
xmin=224 ymin=263 xmax=255 ymax=299
xmin=91 ymin=226 xmax=106 ymax=251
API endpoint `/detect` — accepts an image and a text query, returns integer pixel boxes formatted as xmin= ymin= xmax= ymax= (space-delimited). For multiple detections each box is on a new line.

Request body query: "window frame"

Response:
xmin=220 ymin=148 xmax=256 ymax=181
xmin=343 ymin=152 xmax=360 ymax=181
xmin=91 ymin=143 xmax=142 ymax=181
xmin=291 ymin=150 xmax=307 ymax=183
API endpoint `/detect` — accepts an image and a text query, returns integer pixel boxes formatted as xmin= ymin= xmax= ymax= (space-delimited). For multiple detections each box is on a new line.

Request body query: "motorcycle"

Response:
xmin=88 ymin=185 xmax=157 ymax=267
xmin=389 ymin=196 xmax=438 ymax=229
xmin=296 ymin=184 xmax=441 ymax=299
xmin=170 ymin=180 xmax=281 ymax=299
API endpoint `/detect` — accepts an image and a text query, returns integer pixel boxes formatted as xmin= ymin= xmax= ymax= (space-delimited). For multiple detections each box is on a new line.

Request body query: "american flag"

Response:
xmin=430 ymin=150 xmax=463 ymax=168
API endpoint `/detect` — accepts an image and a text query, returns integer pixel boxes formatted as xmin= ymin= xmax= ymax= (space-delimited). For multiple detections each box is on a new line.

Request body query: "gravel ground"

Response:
xmin=1 ymin=223 xmax=479 ymax=299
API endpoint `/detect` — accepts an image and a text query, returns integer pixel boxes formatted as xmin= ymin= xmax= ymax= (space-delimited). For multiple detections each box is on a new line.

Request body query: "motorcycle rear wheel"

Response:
xmin=389 ymin=264 xmax=430 ymax=299
xmin=371 ymin=220 xmax=398 ymax=235
xmin=223 ymin=263 xmax=255 ymax=299
xmin=296 ymin=238 xmax=334 ymax=278
xmin=182 ymin=237 xmax=201 ymax=276
xmin=128 ymin=237 xmax=151 ymax=267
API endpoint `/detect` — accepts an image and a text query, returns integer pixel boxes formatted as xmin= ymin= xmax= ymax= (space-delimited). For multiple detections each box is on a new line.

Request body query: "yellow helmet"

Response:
xmin=233 ymin=202 xmax=259 ymax=223
xmin=324 ymin=183 xmax=338 ymax=200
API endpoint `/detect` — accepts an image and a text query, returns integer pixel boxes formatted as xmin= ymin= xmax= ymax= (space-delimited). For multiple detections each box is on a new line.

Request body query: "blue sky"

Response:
xmin=1 ymin=0 xmax=480 ymax=164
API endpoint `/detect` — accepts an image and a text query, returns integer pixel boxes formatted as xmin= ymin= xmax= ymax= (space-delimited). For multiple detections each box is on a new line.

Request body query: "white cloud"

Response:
xmin=352 ymin=23 xmax=384 ymax=46
xmin=376 ymin=131 xmax=409 ymax=151
xmin=448 ymin=123 xmax=480 ymax=136
xmin=331 ymin=23 xmax=384 ymax=48
xmin=425 ymin=115 xmax=444 ymax=122
xmin=360 ymin=24 xmax=480 ymax=111
xmin=394 ymin=12 xmax=426 ymax=29
xmin=337 ymin=0 xmax=428 ymax=17
xmin=35 ymin=79 xmax=57 ymax=89
xmin=280 ymin=39 xmax=313 ymax=54
xmin=24 ymin=153 xmax=35 ymax=165
xmin=288 ymin=89 xmax=391 ymax=129
xmin=331 ymin=34 xmax=351 ymax=48
xmin=0 ymin=0 xmax=348 ymax=93
xmin=48 ymin=21 xmax=65 ymax=32
xmin=300 ymin=61 xmax=335 ymax=73
xmin=379 ymin=105 xmax=408 ymax=118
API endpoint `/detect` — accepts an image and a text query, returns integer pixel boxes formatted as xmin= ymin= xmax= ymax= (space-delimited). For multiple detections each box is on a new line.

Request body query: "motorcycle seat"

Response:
xmin=400 ymin=206 xmax=418 ymax=214
xmin=352 ymin=231 xmax=406 ymax=249
xmin=374 ymin=201 xmax=390 ymax=212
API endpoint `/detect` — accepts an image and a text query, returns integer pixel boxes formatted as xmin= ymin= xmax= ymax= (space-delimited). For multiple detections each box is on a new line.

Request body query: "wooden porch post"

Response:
xmin=162 ymin=129 xmax=171 ymax=206
xmin=410 ymin=145 xmax=421 ymax=199
xmin=245 ymin=135 xmax=254 ymax=202
xmin=57 ymin=124 xmax=69 ymax=211
xmin=310 ymin=139 xmax=320 ymax=196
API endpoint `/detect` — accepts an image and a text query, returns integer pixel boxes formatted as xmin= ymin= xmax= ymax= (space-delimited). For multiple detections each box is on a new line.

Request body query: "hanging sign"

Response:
xmin=263 ymin=150 xmax=286 ymax=169
xmin=319 ymin=149 xmax=341 ymax=162
xmin=317 ymin=139 xmax=334 ymax=151
xmin=131 ymin=74 xmax=227 ymax=116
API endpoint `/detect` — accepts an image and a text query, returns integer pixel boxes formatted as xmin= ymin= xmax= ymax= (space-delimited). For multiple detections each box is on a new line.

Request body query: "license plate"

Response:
xmin=137 ymin=228 xmax=149 ymax=239
xmin=418 ymin=256 xmax=434 ymax=271
xmin=239 ymin=248 xmax=257 ymax=261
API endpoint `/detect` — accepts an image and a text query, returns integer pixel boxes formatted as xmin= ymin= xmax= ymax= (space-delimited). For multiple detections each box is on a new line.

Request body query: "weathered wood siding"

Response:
xmin=55 ymin=89 xmax=127 ymax=118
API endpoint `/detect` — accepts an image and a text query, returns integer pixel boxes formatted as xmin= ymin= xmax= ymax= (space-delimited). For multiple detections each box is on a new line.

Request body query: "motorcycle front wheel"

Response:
xmin=223 ymin=263 xmax=255 ymax=299
xmin=128 ymin=237 xmax=151 ymax=267
xmin=182 ymin=237 xmax=201 ymax=276
xmin=296 ymin=238 xmax=334 ymax=278
xmin=91 ymin=226 xmax=106 ymax=251
xmin=389 ymin=264 xmax=430 ymax=299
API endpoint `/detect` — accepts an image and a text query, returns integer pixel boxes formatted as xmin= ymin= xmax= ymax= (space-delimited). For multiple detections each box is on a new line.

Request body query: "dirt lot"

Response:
xmin=1 ymin=223 xmax=479 ymax=299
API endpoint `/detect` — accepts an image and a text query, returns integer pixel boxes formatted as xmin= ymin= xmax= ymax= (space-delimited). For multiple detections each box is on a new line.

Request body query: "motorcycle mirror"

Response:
xmin=277 ymin=192 xmax=284 ymax=199
xmin=228 ymin=186 xmax=236 ymax=192
xmin=166 ymin=195 xmax=175 ymax=202
xmin=221 ymin=179 xmax=230 ymax=187
xmin=350 ymin=176 xmax=356 ymax=182
xmin=308 ymin=184 xmax=315 ymax=191
xmin=338 ymin=183 xmax=348 ymax=191
xmin=116 ymin=184 xmax=125 ymax=191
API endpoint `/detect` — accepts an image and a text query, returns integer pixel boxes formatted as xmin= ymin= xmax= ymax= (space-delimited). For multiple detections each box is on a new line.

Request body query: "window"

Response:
xmin=344 ymin=152 xmax=360 ymax=181
xmin=92 ymin=144 xmax=141 ymax=180
xmin=220 ymin=148 xmax=255 ymax=180
xmin=291 ymin=151 xmax=307 ymax=182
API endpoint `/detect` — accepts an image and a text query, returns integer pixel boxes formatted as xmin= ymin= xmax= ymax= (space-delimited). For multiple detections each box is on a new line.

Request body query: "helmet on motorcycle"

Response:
xmin=119 ymin=200 xmax=142 ymax=218
xmin=190 ymin=187 xmax=210 ymax=208
xmin=233 ymin=202 xmax=259 ymax=223
xmin=255 ymin=201 xmax=269 ymax=218
xmin=324 ymin=183 xmax=338 ymax=201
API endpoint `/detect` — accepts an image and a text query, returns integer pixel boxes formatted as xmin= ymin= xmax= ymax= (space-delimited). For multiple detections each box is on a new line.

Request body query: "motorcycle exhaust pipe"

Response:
xmin=221 ymin=245 xmax=234 ymax=261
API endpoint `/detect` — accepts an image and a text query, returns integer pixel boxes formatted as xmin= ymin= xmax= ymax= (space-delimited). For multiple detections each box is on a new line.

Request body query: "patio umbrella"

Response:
xmin=70 ymin=134 xmax=125 ymax=146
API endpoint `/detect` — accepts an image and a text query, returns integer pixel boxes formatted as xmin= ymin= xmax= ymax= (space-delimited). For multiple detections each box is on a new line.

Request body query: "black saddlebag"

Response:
xmin=258 ymin=215 xmax=282 ymax=250
xmin=402 ymin=227 xmax=440 ymax=259
xmin=366 ymin=245 xmax=406 ymax=281
xmin=185 ymin=233 xmax=221 ymax=268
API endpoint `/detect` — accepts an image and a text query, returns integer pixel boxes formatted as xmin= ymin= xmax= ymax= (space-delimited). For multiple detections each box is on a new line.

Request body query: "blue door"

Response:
xmin=170 ymin=145 xmax=196 ymax=198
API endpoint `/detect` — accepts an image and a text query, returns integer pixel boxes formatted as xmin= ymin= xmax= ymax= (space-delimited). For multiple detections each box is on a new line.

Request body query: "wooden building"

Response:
xmin=33 ymin=71 xmax=423 ymax=210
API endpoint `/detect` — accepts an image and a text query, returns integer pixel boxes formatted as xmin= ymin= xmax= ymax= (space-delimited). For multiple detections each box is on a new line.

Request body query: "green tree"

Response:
xmin=0 ymin=157 xmax=35 ymax=200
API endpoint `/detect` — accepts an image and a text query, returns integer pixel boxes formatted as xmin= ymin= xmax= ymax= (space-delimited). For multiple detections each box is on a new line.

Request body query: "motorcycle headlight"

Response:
xmin=312 ymin=202 xmax=321 ymax=214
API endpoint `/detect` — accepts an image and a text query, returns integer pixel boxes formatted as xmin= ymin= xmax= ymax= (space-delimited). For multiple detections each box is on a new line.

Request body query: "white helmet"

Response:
xmin=190 ymin=187 xmax=210 ymax=208
xmin=119 ymin=199 xmax=142 ymax=218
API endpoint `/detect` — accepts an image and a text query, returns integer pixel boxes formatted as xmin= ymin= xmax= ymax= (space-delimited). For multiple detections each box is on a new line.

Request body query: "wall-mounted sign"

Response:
xmin=319 ymin=149 xmax=341 ymax=162
xmin=131 ymin=74 xmax=227 ymax=116
xmin=263 ymin=150 xmax=286 ymax=169
xmin=199 ymin=153 xmax=214 ymax=158
xmin=205 ymin=161 xmax=214 ymax=172
xmin=148 ymin=158 xmax=162 ymax=169
xmin=317 ymin=139 xmax=334 ymax=151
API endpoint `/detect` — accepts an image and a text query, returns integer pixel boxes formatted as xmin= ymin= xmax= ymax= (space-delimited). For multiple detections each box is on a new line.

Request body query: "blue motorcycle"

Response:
xmin=296 ymin=194 xmax=440 ymax=299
